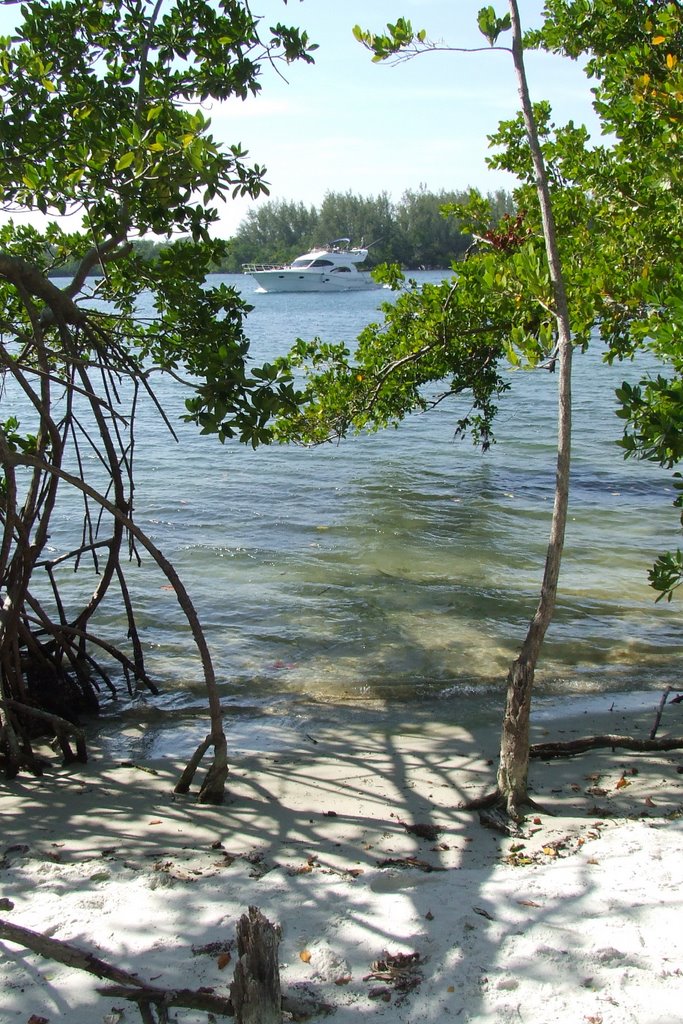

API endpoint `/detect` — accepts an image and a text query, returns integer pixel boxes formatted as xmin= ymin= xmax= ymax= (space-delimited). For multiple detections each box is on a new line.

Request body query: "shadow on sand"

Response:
xmin=1 ymin=698 xmax=682 ymax=1021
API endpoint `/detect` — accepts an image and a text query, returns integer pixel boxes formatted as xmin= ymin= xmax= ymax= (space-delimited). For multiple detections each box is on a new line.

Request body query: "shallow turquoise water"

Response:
xmin=9 ymin=272 xmax=682 ymax=754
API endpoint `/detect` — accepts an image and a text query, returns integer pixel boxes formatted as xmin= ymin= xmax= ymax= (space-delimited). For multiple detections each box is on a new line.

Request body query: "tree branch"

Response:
xmin=530 ymin=734 xmax=683 ymax=759
xmin=0 ymin=917 xmax=235 ymax=1018
xmin=0 ymin=254 xmax=87 ymax=326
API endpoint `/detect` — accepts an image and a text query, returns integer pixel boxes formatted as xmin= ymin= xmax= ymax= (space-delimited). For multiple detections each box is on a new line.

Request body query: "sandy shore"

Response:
xmin=1 ymin=692 xmax=682 ymax=1023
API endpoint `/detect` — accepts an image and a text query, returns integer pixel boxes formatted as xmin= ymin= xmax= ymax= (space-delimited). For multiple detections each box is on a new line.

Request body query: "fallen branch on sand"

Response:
xmin=0 ymin=917 xmax=153 ymax=990
xmin=0 ymin=917 xmax=235 ymax=1021
xmin=530 ymin=735 xmax=683 ymax=759
xmin=0 ymin=909 xmax=332 ymax=1023
xmin=0 ymin=910 xmax=286 ymax=1023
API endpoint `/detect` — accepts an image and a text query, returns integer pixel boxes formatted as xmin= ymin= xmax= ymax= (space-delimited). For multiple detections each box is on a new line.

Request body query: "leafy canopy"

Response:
xmin=538 ymin=1 xmax=683 ymax=598
xmin=0 ymin=1 xmax=317 ymax=791
xmin=0 ymin=0 xmax=317 ymax=447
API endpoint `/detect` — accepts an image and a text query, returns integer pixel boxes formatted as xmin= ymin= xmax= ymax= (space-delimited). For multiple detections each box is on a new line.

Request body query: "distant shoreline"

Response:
xmin=47 ymin=264 xmax=455 ymax=280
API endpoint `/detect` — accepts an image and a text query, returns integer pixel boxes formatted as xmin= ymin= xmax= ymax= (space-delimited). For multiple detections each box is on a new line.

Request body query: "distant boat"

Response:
xmin=242 ymin=239 xmax=381 ymax=293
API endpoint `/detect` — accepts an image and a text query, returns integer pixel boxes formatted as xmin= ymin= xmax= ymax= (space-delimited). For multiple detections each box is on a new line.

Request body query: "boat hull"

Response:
xmin=248 ymin=270 xmax=380 ymax=293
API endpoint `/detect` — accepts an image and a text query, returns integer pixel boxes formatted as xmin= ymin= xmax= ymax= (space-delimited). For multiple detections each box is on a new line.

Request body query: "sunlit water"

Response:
xmin=8 ymin=273 xmax=682 ymax=756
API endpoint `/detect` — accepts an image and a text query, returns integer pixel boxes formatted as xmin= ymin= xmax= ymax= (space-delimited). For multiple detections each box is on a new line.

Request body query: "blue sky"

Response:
xmin=212 ymin=0 xmax=602 ymax=234
xmin=0 ymin=1 xmax=602 ymax=237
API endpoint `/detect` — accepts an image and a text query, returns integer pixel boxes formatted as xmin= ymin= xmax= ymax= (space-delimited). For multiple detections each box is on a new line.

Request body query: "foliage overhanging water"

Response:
xmin=13 ymin=272 xmax=681 ymax=756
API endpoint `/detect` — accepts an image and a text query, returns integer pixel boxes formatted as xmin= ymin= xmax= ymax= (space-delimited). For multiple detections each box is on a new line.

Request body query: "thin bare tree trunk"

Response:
xmin=494 ymin=0 xmax=574 ymax=817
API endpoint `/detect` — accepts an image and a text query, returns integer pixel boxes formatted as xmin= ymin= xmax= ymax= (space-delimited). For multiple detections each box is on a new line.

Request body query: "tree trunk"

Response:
xmin=494 ymin=1 xmax=574 ymax=816
xmin=498 ymin=658 xmax=534 ymax=813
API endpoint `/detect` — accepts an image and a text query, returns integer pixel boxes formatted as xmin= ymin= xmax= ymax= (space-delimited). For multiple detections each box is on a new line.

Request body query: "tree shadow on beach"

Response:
xmin=1 ymin=701 xmax=682 ymax=1022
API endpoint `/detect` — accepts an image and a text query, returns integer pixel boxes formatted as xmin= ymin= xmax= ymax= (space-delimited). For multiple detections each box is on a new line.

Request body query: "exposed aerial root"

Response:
xmin=197 ymin=761 xmax=229 ymax=805
xmin=460 ymin=788 xmax=550 ymax=834
xmin=174 ymin=734 xmax=212 ymax=795
xmin=460 ymin=789 xmax=502 ymax=812
xmin=174 ymin=733 xmax=229 ymax=804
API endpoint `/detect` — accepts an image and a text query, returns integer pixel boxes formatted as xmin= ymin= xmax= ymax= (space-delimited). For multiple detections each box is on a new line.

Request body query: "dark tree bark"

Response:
xmin=0 ymin=917 xmax=236 ymax=1019
xmin=230 ymin=906 xmax=282 ymax=1024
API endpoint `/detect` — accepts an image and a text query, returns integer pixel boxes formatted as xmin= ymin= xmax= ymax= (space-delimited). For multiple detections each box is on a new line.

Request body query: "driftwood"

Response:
xmin=530 ymin=734 xmax=683 ymax=759
xmin=0 ymin=915 xmax=245 ymax=1021
xmin=0 ymin=917 xmax=149 ymax=988
xmin=96 ymin=983 xmax=234 ymax=1019
xmin=230 ymin=906 xmax=282 ymax=1024
xmin=650 ymin=686 xmax=673 ymax=740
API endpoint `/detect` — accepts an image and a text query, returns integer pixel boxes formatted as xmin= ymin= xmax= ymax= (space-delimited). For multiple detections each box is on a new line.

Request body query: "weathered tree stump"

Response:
xmin=230 ymin=906 xmax=282 ymax=1024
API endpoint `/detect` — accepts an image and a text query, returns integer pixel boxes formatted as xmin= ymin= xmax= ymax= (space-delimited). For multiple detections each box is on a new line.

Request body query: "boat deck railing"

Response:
xmin=242 ymin=263 xmax=289 ymax=273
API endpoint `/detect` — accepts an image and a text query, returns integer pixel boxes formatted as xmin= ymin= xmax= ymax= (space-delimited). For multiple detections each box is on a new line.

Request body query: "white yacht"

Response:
xmin=243 ymin=239 xmax=381 ymax=293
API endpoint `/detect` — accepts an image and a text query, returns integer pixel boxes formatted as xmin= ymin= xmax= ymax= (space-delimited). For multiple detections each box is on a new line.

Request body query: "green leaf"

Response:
xmin=21 ymin=166 xmax=40 ymax=190
xmin=115 ymin=151 xmax=135 ymax=171
xmin=477 ymin=5 xmax=510 ymax=46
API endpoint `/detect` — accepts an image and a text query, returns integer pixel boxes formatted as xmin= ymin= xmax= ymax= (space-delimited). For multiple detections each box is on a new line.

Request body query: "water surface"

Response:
xmin=12 ymin=273 xmax=682 ymax=755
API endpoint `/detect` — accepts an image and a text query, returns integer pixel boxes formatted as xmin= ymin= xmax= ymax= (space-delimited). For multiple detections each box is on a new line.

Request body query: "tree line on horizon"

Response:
xmin=49 ymin=187 xmax=515 ymax=277
xmin=223 ymin=187 xmax=515 ymax=270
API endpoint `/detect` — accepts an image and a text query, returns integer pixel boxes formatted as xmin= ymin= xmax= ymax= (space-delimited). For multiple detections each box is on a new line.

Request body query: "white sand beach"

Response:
xmin=1 ymin=692 xmax=682 ymax=1023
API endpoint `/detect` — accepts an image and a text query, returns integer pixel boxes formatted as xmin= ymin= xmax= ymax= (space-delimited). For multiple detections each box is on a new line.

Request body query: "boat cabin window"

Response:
xmin=331 ymin=266 xmax=351 ymax=273
xmin=309 ymin=259 xmax=334 ymax=268
xmin=291 ymin=259 xmax=313 ymax=268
